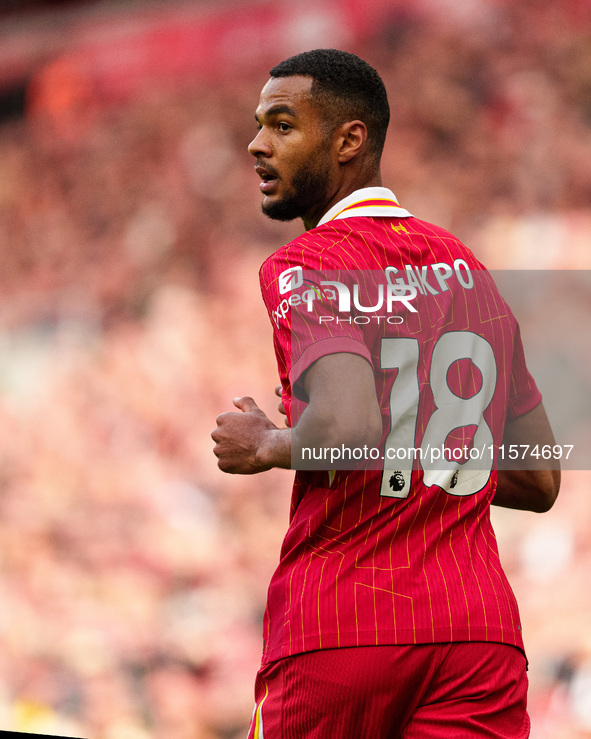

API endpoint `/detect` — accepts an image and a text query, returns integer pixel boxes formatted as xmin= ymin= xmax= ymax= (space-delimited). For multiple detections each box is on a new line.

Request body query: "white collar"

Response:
xmin=317 ymin=187 xmax=412 ymax=226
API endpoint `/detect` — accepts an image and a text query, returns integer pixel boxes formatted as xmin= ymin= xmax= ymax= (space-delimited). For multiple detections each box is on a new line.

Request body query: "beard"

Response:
xmin=262 ymin=150 xmax=333 ymax=222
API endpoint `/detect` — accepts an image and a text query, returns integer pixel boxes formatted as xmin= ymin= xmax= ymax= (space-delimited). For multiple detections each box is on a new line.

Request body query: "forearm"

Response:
xmin=257 ymin=427 xmax=292 ymax=469
xmin=259 ymin=376 xmax=382 ymax=472
xmin=258 ymin=408 xmax=370 ymax=471
xmin=214 ymin=354 xmax=382 ymax=475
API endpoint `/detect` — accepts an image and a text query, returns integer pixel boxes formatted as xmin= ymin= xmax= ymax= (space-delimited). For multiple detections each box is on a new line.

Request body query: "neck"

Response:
xmin=302 ymin=171 xmax=383 ymax=231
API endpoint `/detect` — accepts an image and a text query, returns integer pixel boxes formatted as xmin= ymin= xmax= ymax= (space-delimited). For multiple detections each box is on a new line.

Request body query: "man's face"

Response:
xmin=248 ymin=75 xmax=336 ymax=225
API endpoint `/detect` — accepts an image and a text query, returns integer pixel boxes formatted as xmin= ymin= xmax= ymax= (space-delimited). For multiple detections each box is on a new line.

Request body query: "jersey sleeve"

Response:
xmin=259 ymin=247 xmax=373 ymax=404
xmin=507 ymin=322 xmax=543 ymax=420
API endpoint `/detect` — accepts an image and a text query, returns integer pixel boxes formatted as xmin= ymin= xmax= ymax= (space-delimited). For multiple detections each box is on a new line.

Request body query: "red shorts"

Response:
xmin=247 ymin=643 xmax=530 ymax=739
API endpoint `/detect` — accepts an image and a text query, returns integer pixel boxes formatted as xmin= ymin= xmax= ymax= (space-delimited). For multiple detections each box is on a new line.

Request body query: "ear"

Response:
xmin=336 ymin=121 xmax=368 ymax=163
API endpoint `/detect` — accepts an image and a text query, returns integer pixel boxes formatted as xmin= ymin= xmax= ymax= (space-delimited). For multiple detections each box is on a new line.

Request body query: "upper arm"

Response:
xmin=495 ymin=402 xmax=561 ymax=512
xmin=299 ymin=352 xmax=382 ymax=450
xmin=502 ymin=400 xmax=555 ymax=450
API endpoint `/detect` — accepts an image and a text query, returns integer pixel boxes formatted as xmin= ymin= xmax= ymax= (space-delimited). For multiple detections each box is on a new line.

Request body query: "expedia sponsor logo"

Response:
xmin=270 ymin=261 xmax=474 ymax=329
xmin=279 ymin=266 xmax=303 ymax=294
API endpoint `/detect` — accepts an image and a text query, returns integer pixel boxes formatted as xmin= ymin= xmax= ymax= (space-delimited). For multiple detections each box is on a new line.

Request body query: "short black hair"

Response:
xmin=269 ymin=49 xmax=390 ymax=163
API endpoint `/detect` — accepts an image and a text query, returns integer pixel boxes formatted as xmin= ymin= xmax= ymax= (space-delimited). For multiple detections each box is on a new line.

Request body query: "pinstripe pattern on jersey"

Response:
xmin=258 ymin=194 xmax=540 ymax=665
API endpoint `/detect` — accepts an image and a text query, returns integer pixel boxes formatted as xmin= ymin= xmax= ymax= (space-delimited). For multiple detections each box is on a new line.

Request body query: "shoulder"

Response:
xmin=259 ymin=215 xmax=488 ymax=296
xmin=259 ymin=221 xmax=360 ymax=292
xmin=404 ymin=217 xmax=486 ymax=269
xmin=261 ymin=221 xmax=361 ymax=266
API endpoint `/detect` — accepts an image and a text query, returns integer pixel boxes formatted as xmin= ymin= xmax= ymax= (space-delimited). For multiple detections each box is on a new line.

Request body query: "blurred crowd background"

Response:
xmin=0 ymin=0 xmax=590 ymax=736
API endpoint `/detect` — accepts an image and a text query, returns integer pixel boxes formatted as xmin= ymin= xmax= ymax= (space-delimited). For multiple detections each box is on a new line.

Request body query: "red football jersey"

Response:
xmin=258 ymin=188 xmax=541 ymax=666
